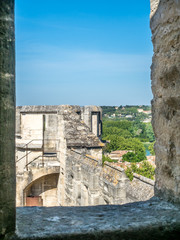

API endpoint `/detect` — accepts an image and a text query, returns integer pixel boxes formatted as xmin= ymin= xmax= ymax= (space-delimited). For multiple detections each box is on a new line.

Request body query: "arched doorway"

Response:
xmin=24 ymin=173 xmax=59 ymax=207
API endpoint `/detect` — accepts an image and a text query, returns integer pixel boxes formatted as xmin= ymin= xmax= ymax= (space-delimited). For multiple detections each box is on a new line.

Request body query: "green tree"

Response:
xmin=102 ymin=126 xmax=132 ymax=139
xmin=136 ymin=161 xmax=155 ymax=180
xmin=122 ymin=152 xmax=138 ymax=163
xmin=149 ymin=141 xmax=155 ymax=155
xmin=145 ymin=123 xmax=155 ymax=142
xmin=126 ymin=138 xmax=146 ymax=161
xmin=103 ymin=135 xmax=125 ymax=152
xmin=125 ymin=161 xmax=155 ymax=181
xmin=103 ymin=136 xmax=146 ymax=161
xmin=103 ymin=120 xmax=132 ymax=130
xmin=125 ymin=167 xmax=134 ymax=181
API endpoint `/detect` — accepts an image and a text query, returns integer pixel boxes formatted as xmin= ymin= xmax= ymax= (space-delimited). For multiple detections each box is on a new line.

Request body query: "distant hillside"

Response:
xmin=101 ymin=105 xmax=151 ymax=122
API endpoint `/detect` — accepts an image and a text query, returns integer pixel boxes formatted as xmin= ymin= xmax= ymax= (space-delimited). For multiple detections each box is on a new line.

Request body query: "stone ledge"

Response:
xmin=133 ymin=173 xmax=155 ymax=186
xmin=4 ymin=198 xmax=180 ymax=240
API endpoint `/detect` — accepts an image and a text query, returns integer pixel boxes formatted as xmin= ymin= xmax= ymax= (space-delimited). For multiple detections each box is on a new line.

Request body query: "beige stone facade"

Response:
xmin=16 ymin=105 xmax=104 ymax=206
xmin=16 ymin=105 xmax=154 ymax=207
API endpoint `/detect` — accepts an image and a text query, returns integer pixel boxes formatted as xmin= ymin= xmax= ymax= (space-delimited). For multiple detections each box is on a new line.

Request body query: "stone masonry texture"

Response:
xmin=0 ymin=0 xmax=16 ymax=236
xmin=150 ymin=0 xmax=180 ymax=203
xmin=13 ymin=198 xmax=180 ymax=240
xmin=15 ymin=105 xmax=154 ymax=207
xmin=1 ymin=0 xmax=180 ymax=239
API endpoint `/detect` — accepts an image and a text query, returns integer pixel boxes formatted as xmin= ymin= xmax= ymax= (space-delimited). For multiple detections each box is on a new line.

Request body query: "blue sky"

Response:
xmin=15 ymin=0 xmax=153 ymax=106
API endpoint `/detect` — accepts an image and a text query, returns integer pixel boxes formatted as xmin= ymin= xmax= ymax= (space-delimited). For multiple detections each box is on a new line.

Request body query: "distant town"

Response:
xmin=101 ymin=105 xmax=152 ymax=123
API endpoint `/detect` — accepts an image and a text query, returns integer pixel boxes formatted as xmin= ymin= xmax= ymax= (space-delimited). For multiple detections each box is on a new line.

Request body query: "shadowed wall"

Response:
xmin=0 ymin=0 xmax=16 ymax=236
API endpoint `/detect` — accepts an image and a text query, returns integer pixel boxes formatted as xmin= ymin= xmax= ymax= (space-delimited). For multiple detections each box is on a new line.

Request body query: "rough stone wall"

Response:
xmin=0 ymin=0 xmax=15 ymax=236
xmin=15 ymin=105 xmax=103 ymax=207
xmin=125 ymin=174 xmax=154 ymax=203
xmin=150 ymin=0 xmax=160 ymax=18
xmin=65 ymin=150 xmax=103 ymax=206
xmin=65 ymin=150 xmax=153 ymax=206
xmin=100 ymin=163 xmax=154 ymax=205
xmin=57 ymin=112 xmax=67 ymax=206
xmin=80 ymin=106 xmax=102 ymax=137
xmin=150 ymin=0 xmax=180 ymax=203
xmin=43 ymin=114 xmax=58 ymax=152
xmin=16 ymin=107 xmax=21 ymax=135
xmin=16 ymin=105 xmax=154 ymax=207
xmin=21 ymin=113 xmax=43 ymax=140
xmin=15 ymin=198 xmax=180 ymax=240
xmin=99 ymin=164 xmax=127 ymax=205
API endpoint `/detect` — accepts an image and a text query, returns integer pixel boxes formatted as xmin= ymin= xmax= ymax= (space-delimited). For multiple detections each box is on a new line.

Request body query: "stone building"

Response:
xmin=1 ymin=0 xmax=180 ymax=239
xmin=15 ymin=105 xmax=154 ymax=207
xmin=16 ymin=105 xmax=104 ymax=206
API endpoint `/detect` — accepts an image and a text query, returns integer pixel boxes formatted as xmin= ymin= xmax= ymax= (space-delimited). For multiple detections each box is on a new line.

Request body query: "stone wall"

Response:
xmin=126 ymin=173 xmax=154 ymax=203
xmin=15 ymin=105 xmax=104 ymax=207
xmin=15 ymin=105 xmax=155 ymax=207
xmin=65 ymin=150 xmax=101 ymax=206
xmin=1 ymin=0 xmax=180 ymax=238
xmin=99 ymin=163 xmax=127 ymax=205
xmin=15 ymin=198 xmax=180 ymax=240
xmin=80 ymin=106 xmax=102 ymax=137
xmin=100 ymin=162 xmax=154 ymax=204
xmin=65 ymin=149 xmax=127 ymax=206
xmin=0 ymin=0 xmax=16 ymax=236
xmin=65 ymin=149 xmax=154 ymax=206
xmin=150 ymin=0 xmax=180 ymax=203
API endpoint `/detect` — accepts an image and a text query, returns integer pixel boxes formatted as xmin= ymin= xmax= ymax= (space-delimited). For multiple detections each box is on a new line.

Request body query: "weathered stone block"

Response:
xmin=0 ymin=0 xmax=15 ymax=236
xmin=150 ymin=0 xmax=180 ymax=203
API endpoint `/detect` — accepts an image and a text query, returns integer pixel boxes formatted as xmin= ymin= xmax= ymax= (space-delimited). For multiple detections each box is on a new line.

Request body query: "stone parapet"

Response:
xmin=13 ymin=198 xmax=180 ymax=240
xmin=133 ymin=173 xmax=155 ymax=186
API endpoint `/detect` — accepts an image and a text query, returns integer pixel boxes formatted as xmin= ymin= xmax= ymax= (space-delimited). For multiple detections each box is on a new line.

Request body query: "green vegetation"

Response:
xmin=148 ymin=141 xmax=155 ymax=155
xmin=102 ymin=155 xmax=118 ymax=165
xmin=125 ymin=167 xmax=134 ymax=181
xmin=122 ymin=152 xmax=138 ymax=163
xmin=101 ymin=106 xmax=155 ymax=161
xmin=102 ymin=120 xmax=154 ymax=161
xmin=125 ymin=161 xmax=155 ymax=181
xmin=145 ymin=123 xmax=155 ymax=142
xmin=102 ymin=120 xmax=154 ymax=143
xmin=101 ymin=106 xmax=155 ymax=180
xmin=103 ymin=136 xmax=146 ymax=160
xmin=132 ymin=162 xmax=155 ymax=180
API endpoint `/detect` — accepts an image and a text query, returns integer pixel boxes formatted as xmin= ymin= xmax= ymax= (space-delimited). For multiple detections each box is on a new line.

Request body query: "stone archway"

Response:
xmin=16 ymin=166 xmax=60 ymax=206
xmin=24 ymin=173 xmax=59 ymax=207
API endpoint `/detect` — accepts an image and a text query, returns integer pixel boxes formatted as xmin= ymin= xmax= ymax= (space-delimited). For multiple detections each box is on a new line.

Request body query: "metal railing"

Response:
xmin=15 ymin=139 xmax=34 ymax=153
xmin=16 ymin=139 xmax=59 ymax=170
xmin=25 ymin=153 xmax=58 ymax=170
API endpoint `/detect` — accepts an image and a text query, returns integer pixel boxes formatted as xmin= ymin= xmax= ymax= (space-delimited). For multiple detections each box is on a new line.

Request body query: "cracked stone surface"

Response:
xmin=13 ymin=198 xmax=180 ymax=239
